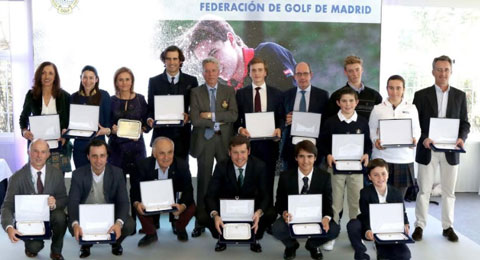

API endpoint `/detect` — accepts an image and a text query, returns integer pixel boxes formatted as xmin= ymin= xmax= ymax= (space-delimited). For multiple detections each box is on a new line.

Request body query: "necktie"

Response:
xmin=170 ymin=76 xmax=175 ymax=86
xmin=238 ymin=168 xmax=244 ymax=187
xmin=37 ymin=171 xmax=44 ymax=194
xmin=169 ymin=77 xmax=176 ymax=94
xmin=204 ymin=88 xmax=216 ymax=140
xmin=300 ymin=176 xmax=309 ymax=194
xmin=299 ymin=90 xmax=307 ymax=112
xmin=254 ymin=87 xmax=261 ymax=112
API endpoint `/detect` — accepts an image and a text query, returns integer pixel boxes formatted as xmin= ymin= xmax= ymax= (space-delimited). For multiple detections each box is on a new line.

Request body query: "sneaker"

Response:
xmin=322 ymin=239 xmax=335 ymax=251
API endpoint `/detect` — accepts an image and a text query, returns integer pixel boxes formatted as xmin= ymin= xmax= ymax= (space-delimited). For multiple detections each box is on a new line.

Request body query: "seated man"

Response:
xmin=198 ymin=135 xmax=276 ymax=253
xmin=68 ymin=139 xmax=135 ymax=258
xmin=132 ymin=137 xmax=196 ymax=246
xmin=347 ymin=158 xmax=411 ymax=260
xmin=272 ymin=140 xmax=339 ymax=260
xmin=1 ymin=139 xmax=67 ymax=260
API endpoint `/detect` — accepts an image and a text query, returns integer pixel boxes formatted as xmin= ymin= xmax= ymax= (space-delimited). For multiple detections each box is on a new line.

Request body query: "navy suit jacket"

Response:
xmin=68 ymin=164 xmax=129 ymax=225
xmin=205 ymin=156 xmax=269 ymax=214
xmin=358 ymin=184 xmax=408 ymax=234
xmin=275 ymin=167 xmax=333 ymax=218
xmin=131 ymin=156 xmax=194 ymax=207
xmin=413 ymin=85 xmax=470 ymax=165
xmin=147 ymin=70 xmax=198 ymax=146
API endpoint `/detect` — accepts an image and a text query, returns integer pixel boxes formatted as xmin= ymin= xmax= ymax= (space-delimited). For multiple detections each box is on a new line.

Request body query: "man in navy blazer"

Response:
xmin=235 ymin=57 xmax=283 ymax=205
xmin=131 ymin=137 xmax=196 ymax=246
xmin=1 ymin=139 xmax=67 ymax=260
xmin=272 ymin=140 xmax=339 ymax=260
xmin=281 ymin=62 xmax=329 ymax=169
xmin=68 ymin=140 xmax=134 ymax=258
xmin=199 ymin=135 xmax=276 ymax=253
xmin=411 ymin=55 xmax=470 ymax=242
xmin=146 ymin=45 xmax=199 ymax=161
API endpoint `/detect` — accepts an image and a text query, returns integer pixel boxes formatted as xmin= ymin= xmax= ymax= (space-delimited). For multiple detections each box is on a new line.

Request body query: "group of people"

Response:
xmin=2 ymin=44 xmax=470 ymax=260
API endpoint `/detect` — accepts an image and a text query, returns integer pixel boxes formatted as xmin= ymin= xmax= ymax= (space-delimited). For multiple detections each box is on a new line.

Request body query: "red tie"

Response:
xmin=254 ymin=87 xmax=261 ymax=112
xmin=37 ymin=171 xmax=44 ymax=194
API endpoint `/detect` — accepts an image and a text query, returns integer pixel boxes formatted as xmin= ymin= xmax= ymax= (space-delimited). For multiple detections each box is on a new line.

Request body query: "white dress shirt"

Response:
xmin=41 ymin=96 xmax=57 ymax=115
xmin=155 ymin=160 xmax=169 ymax=180
xmin=337 ymin=110 xmax=358 ymax=124
xmin=435 ymin=84 xmax=450 ymax=118
xmin=297 ymin=168 xmax=313 ymax=194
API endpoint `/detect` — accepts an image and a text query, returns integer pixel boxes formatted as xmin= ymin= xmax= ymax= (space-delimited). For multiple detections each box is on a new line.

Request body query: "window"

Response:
xmin=0 ymin=2 xmax=13 ymax=135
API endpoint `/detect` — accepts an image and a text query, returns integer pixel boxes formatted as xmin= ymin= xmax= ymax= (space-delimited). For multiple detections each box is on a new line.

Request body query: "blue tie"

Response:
xmin=299 ymin=90 xmax=307 ymax=112
xmin=204 ymin=88 xmax=216 ymax=139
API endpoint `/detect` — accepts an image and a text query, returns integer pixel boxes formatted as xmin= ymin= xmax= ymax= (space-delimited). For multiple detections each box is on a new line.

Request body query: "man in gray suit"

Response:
xmin=68 ymin=139 xmax=134 ymax=258
xmin=190 ymin=57 xmax=238 ymax=237
xmin=1 ymin=139 xmax=67 ymax=260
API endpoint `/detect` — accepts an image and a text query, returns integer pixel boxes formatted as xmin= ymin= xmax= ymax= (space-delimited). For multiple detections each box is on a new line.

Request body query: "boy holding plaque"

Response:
xmin=320 ymin=87 xmax=371 ymax=249
xmin=347 ymin=159 xmax=411 ymax=260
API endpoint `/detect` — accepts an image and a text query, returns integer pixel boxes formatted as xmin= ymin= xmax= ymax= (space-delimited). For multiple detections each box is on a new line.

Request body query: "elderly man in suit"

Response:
xmin=235 ymin=57 xmax=283 ymax=207
xmin=281 ymin=62 xmax=329 ymax=170
xmin=146 ymin=45 xmax=199 ymax=161
xmin=199 ymin=135 xmax=277 ymax=252
xmin=411 ymin=55 xmax=470 ymax=242
xmin=68 ymin=139 xmax=134 ymax=258
xmin=272 ymin=140 xmax=339 ymax=260
xmin=131 ymin=137 xmax=196 ymax=246
xmin=1 ymin=139 xmax=67 ymax=260
xmin=190 ymin=57 xmax=238 ymax=237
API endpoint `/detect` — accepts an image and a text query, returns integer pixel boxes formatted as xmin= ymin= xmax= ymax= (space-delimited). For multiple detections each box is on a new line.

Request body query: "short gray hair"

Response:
xmin=152 ymin=136 xmax=175 ymax=152
xmin=28 ymin=138 xmax=50 ymax=151
xmin=202 ymin=57 xmax=220 ymax=70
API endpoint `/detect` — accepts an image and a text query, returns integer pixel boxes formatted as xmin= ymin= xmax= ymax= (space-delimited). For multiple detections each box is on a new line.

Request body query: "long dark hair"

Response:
xmin=32 ymin=61 xmax=61 ymax=100
xmin=78 ymin=65 xmax=101 ymax=105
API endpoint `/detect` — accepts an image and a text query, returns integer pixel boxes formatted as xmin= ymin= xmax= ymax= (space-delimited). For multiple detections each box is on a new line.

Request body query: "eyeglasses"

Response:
xmin=295 ymin=72 xmax=310 ymax=77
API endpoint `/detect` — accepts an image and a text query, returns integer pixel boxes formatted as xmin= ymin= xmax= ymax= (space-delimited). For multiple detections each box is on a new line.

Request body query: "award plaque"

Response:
xmin=117 ymin=119 xmax=142 ymax=139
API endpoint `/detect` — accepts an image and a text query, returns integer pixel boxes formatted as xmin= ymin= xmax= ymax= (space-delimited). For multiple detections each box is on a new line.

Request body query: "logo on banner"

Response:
xmin=51 ymin=0 xmax=79 ymax=14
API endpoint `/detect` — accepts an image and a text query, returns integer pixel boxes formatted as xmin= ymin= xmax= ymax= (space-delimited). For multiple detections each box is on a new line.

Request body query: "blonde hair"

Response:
xmin=343 ymin=55 xmax=363 ymax=69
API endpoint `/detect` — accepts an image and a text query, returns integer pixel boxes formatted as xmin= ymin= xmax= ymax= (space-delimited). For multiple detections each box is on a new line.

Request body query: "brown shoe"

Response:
xmin=443 ymin=227 xmax=459 ymax=242
xmin=412 ymin=227 xmax=423 ymax=241
xmin=25 ymin=249 xmax=37 ymax=258
xmin=50 ymin=253 xmax=65 ymax=260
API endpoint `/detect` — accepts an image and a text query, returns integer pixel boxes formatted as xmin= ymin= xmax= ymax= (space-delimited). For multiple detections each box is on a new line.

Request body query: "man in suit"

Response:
xmin=68 ymin=140 xmax=135 ymax=258
xmin=199 ymin=135 xmax=277 ymax=252
xmin=272 ymin=140 xmax=339 ymax=260
xmin=190 ymin=57 xmax=238 ymax=237
xmin=147 ymin=45 xmax=199 ymax=161
xmin=281 ymin=62 xmax=329 ymax=169
xmin=324 ymin=55 xmax=382 ymax=120
xmin=411 ymin=55 xmax=470 ymax=242
xmin=131 ymin=137 xmax=196 ymax=246
xmin=235 ymin=57 xmax=283 ymax=205
xmin=1 ymin=139 xmax=67 ymax=260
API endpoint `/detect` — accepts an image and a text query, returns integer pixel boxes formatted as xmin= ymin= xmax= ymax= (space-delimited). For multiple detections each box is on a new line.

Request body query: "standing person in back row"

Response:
xmin=325 ymin=55 xmax=382 ymax=120
xmin=411 ymin=55 xmax=470 ymax=243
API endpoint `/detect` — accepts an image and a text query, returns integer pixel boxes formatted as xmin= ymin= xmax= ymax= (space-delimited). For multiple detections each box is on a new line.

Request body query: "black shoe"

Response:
xmin=250 ymin=241 xmax=262 ymax=253
xmin=266 ymin=225 xmax=273 ymax=235
xmin=305 ymin=244 xmax=323 ymax=260
xmin=50 ymin=253 xmax=65 ymax=260
xmin=172 ymin=223 xmax=178 ymax=235
xmin=111 ymin=244 xmax=123 ymax=256
xmin=177 ymin=230 xmax=188 ymax=241
xmin=191 ymin=227 xmax=205 ymax=238
xmin=79 ymin=246 xmax=91 ymax=258
xmin=25 ymin=249 xmax=37 ymax=258
xmin=283 ymin=242 xmax=299 ymax=260
xmin=137 ymin=234 xmax=158 ymax=247
xmin=354 ymin=252 xmax=370 ymax=260
xmin=443 ymin=227 xmax=459 ymax=242
xmin=215 ymin=241 xmax=227 ymax=252
xmin=412 ymin=227 xmax=423 ymax=241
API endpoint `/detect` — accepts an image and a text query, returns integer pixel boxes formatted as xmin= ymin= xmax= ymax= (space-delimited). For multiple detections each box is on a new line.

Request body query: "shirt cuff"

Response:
xmin=324 ymin=216 xmax=332 ymax=221
xmin=116 ymin=219 xmax=124 ymax=226
xmin=210 ymin=210 xmax=219 ymax=218
xmin=5 ymin=225 xmax=13 ymax=232
xmin=72 ymin=221 xmax=79 ymax=228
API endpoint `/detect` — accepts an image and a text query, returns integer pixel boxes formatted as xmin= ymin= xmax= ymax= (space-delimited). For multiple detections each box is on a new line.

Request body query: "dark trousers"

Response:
xmin=138 ymin=204 xmax=196 ymax=235
xmin=25 ymin=208 xmax=67 ymax=254
xmin=250 ymin=140 xmax=278 ymax=206
xmin=198 ymin=206 xmax=277 ymax=240
xmin=272 ymin=217 xmax=340 ymax=249
xmin=347 ymin=219 xmax=411 ymax=260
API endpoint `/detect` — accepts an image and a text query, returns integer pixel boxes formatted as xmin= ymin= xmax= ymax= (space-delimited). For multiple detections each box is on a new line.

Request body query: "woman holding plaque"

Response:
xmin=108 ymin=67 xmax=149 ymax=178
xmin=70 ymin=65 xmax=111 ymax=168
xmin=19 ymin=61 xmax=72 ymax=172
xmin=368 ymin=75 xmax=421 ymax=198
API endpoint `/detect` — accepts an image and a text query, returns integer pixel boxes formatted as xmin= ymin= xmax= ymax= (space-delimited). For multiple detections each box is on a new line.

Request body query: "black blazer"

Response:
xmin=275 ymin=167 xmax=333 ymax=218
xmin=19 ymin=89 xmax=71 ymax=130
xmin=68 ymin=164 xmax=129 ymax=225
xmin=358 ymin=184 xmax=408 ymax=234
xmin=205 ymin=156 xmax=269 ymax=214
xmin=234 ymin=84 xmax=284 ymax=131
xmin=131 ymin=156 xmax=194 ymax=207
xmin=413 ymin=86 xmax=470 ymax=165
xmin=147 ymin=70 xmax=198 ymax=146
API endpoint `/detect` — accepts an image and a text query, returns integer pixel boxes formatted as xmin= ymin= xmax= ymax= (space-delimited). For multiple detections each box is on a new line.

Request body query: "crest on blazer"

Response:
xmin=51 ymin=0 xmax=79 ymax=14
xmin=222 ymin=100 xmax=229 ymax=109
